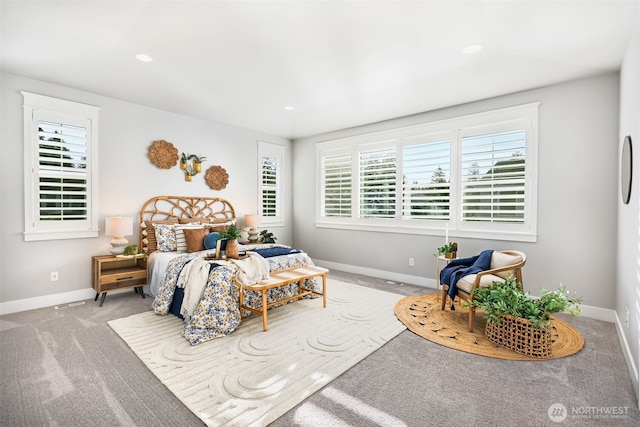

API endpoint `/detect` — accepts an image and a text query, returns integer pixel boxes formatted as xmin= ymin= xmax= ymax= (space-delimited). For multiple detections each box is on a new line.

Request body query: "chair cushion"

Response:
xmin=490 ymin=251 xmax=522 ymax=279
xmin=456 ymin=274 xmax=505 ymax=293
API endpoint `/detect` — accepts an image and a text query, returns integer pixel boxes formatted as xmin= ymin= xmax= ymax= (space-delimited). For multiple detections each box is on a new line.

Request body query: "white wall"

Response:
xmin=293 ymin=73 xmax=620 ymax=314
xmin=0 ymin=72 xmax=292 ymax=312
xmin=616 ymin=10 xmax=640 ymax=401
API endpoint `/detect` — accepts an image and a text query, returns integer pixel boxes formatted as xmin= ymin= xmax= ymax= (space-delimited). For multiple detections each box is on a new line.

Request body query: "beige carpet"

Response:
xmin=108 ymin=279 xmax=406 ymax=427
xmin=394 ymin=293 xmax=584 ymax=360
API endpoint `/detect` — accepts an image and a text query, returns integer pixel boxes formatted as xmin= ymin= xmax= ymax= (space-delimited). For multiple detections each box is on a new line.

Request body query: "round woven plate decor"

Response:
xmin=394 ymin=294 xmax=584 ymax=361
xmin=148 ymin=139 xmax=179 ymax=169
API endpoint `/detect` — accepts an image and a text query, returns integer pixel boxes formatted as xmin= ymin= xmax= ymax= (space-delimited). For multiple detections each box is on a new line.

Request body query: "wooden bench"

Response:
xmin=237 ymin=265 xmax=329 ymax=331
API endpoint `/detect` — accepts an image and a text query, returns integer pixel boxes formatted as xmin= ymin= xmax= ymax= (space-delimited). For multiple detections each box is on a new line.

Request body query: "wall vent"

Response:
xmin=54 ymin=301 xmax=85 ymax=310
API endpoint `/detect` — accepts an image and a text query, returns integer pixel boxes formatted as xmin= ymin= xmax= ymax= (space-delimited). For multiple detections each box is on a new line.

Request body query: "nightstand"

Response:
xmin=91 ymin=255 xmax=147 ymax=307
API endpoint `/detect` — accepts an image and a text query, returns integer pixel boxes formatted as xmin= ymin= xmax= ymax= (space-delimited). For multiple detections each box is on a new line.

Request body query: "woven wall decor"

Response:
xmin=148 ymin=140 xmax=179 ymax=169
xmin=205 ymin=165 xmax=229 ymax=190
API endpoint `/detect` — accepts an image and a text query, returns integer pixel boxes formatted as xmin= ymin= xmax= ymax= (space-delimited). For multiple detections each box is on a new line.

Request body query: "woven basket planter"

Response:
xmin=485 ymin=314 xmax=551 ymax=358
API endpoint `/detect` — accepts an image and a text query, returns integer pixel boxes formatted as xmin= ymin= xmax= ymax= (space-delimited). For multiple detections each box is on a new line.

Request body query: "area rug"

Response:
xmin=394 ymin=293 xmax=584 ymax=360
xmin=108 ymin=280 xmax=406 ymax=427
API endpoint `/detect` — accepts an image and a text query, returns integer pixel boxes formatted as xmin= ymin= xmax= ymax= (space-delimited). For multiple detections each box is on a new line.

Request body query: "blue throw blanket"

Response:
xmin=440 ymin=249 xmax=493 ymax=299
xmin=251 ymin=247 xmax=302 ymax=258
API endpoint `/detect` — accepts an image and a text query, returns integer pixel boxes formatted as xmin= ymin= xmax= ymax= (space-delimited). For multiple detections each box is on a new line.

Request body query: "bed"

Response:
xmin=139 ymin=195 xmax=319 ymax=345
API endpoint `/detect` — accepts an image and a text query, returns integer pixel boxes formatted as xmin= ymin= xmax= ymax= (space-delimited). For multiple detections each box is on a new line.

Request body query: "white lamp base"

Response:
xmin=247 ymin=228 xmax=259 ymax=243
xmin=110 ymin=236 xmax=128 ymax=255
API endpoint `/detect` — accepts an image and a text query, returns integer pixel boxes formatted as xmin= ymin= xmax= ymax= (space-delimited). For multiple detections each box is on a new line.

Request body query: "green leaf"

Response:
xmin=469 ymin=276 xmax=582 ymax=329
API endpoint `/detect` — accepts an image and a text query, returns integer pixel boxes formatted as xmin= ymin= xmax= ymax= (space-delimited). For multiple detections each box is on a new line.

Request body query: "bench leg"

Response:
xmin=261 ymin=289 xmax=268 ymax=331
xmin=322 ymin=274 xmax=327 ymax=307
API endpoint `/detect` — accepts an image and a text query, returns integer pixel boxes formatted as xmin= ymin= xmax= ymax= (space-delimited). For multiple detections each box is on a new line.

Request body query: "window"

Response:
xmin=460 ymin=127 xmax=526 ymax=224
xmin=317 ymin=103 xmax=538 ymax=241
xmin=402 ymin=136 xmax=451 ymax=220
xmin=258 ymin=141 xmax=284 ymax=225
xmin=23 ymin=92 xmax=100 ymax=241
xmin=320 ymin=150 xmax=352 ymax=218
xmin=359 ymin=146 xmax=396 ymax=219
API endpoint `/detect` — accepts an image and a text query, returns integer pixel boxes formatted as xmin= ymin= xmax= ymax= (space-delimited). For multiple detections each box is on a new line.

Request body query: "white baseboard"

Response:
xmin=0 ymin=286 xmax=145 ymax=315
xmin=314 ymin=259 xmax=436 ymax=289
xmin=0 ymin=288 xmax=98 ymax=315
xmin=615 ymin=312 xmax=640 ymax=401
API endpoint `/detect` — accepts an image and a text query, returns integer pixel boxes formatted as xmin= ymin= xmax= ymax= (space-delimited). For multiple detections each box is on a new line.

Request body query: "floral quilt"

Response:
xmin=152 ymin=245 xmax=318 ymax=345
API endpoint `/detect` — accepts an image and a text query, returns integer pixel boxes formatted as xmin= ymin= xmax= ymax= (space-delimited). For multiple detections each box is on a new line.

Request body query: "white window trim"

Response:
xmin=257 ymin=140 xmax=284 ymax=226
xmin=22 ymin=91 xmax=100 ymax=241
xmin=316 ymin=103 xmax=539 ymax=242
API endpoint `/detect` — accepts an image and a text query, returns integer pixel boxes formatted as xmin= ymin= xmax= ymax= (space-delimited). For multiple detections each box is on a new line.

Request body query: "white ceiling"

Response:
xmin=1 ymin=1 xmax=638 ymax=140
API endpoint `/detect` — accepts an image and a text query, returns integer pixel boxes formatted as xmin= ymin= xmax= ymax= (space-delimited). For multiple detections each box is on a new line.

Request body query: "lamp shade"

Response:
xmin=244 ymin=214 xmax=260 ymax=228
xmin=105 ymin=217 xmax=133 ymax=237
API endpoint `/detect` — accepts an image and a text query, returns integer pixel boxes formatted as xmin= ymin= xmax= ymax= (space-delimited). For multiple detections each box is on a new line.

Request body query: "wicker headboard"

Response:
xmin=139 ymin=195 xmax=236 ymax=253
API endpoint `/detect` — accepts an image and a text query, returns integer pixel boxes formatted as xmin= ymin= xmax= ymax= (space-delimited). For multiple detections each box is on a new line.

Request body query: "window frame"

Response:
xmin=257 ymin=140 xmax=284 ymax=226
xmin=316 ymin=103 xmax=539 ymax=242
xmin=22 ymin=91 xmax=100 ymax=241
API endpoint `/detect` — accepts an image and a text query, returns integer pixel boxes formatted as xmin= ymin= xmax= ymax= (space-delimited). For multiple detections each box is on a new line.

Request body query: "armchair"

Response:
xmin=440 ymin=250 xmax=526 ymax=332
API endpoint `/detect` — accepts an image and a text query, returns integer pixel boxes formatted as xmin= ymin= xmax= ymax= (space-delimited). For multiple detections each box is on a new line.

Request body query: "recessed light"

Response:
xmin=462 ymin=44 xmax=483 ymax=54
xmin=134 ymin=53 xmax=153 ymax=63
xmin=284 ymin=105 xmax=295 ymax=111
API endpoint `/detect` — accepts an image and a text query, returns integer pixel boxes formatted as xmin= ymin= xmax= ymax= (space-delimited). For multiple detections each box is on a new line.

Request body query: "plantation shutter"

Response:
xmin=257 ymin=141 xmax=284 ymax=224
xmin=359 ymin=147 xmax=396 ymax=219
xmin=260 ymin=156 xmax=279 ymax=217
xmin=402 ymin=138 xmax=451 ymax=220
xmin=34 ymin=113 xmax=90 ymax=227
xmin=321 ymin=152 xmax=352 ymax=217
xmin=460 ymin=128 xmax=526 ymax=223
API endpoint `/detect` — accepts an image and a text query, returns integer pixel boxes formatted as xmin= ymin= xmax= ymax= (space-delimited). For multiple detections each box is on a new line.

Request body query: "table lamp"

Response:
xmin=105 ymin=216 xmax=133 ymax=255
xmin=245 ymin=214 xmax=261 ymax=242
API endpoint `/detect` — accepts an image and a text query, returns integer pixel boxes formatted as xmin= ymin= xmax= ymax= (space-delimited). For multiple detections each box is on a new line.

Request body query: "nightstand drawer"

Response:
xmin=99 ymin=269 xmax=147 ymax=290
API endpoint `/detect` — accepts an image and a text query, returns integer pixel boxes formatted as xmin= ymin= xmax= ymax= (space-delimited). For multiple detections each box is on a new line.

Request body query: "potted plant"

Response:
xmin=184 ymin=165 xmax=197 ymax=182
xmin=221 ymin=224 xmax=243 ymax=258
xmin=469 ymin=277 xmax=582 ymax=357
xmin=436 ymin=242 xmax=458 ymax=259
xmin=191 ymin=154 xmax=207 ymax=173
xmin=180 ymin=152 xmax=189 ymax=170
xmin=259 ymin=229 xmax=277 ymax=243
xmin=123 ymin=244 xmax=147 ymax=261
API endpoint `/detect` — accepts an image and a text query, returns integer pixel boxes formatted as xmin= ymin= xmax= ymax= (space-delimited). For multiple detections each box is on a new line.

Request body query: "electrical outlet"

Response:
xmin=625 ymin=308 xmax=630 ymax=325
xmin=50 ymin=271 xmax=59 ymax=281
xmin=408 ymin=258 xmax=415 ymax=267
